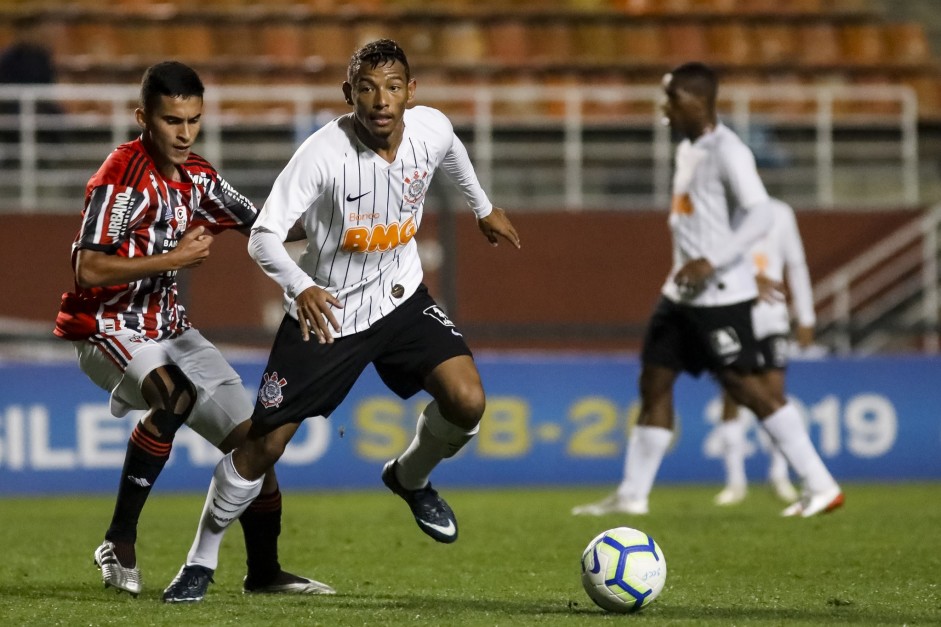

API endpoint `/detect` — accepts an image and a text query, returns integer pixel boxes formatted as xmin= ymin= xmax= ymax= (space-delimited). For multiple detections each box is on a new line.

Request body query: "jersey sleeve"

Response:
xmin=718 ymin=139 xmax=769 ymax=210
xmin=442 ymin=132 xmax=493 ymax=219
xmin=187 ymin=156 xmax=258 ymax=233
xmin=76 ymin=185 xmax=148 ymax=253
xmin=253 ymin=137 xmax=327 ymax=240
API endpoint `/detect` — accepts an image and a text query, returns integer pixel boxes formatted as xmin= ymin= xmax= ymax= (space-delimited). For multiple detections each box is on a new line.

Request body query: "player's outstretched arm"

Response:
xmin=477 ymin=207 xmax=521 ymax=249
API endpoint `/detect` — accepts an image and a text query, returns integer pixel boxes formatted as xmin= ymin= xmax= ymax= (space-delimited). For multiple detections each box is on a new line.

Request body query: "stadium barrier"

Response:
xmin=0 ymin=353 xmax=937 ymax=495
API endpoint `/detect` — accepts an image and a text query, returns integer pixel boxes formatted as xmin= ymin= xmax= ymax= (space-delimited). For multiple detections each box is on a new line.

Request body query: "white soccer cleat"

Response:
xmin=713 ymin=485 xmax=747 ymax=506
xmin=780 ymin=487 xmax=844 ymax=518
xmin=770 ymin=477 xmax=799 ymax=504
xmin=93 ymin=540 xmax=141 ymax=597
xmin=571 ymin=492 xmax=649 ymax=516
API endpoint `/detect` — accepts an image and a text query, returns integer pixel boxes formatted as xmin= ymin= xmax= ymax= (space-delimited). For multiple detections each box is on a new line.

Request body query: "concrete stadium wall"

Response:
xmin=0 ymin=208 xmax=920 ymax=351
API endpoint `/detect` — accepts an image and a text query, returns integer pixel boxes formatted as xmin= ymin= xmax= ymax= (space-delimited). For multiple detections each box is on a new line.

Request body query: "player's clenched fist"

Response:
xmin=173 ymin=226 xmax=214 ymax=269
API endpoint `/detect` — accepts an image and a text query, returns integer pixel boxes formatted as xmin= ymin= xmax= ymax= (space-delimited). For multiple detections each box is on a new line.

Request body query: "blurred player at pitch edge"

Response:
xmin=713 ymin=197 xmax=817 ymax=508
xmin=161 ymin=39 xmax=521 ymax=603
xmin=572 ymin=62 xmax=843 ymax=519
xmin=54 ymin=61 xmax=329 ymax=598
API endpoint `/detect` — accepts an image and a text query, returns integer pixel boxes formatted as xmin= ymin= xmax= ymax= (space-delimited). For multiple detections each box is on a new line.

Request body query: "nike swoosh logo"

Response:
xmin=418 ymin=518 xmax=456 ymax=537
xmin=346 ymin=191 xmax=371 ymax=202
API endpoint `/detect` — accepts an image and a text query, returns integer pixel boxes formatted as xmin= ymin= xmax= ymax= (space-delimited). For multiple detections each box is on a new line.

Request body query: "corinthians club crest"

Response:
xmin=258 ymin=371 xmax=287 ymax=408
xmin=403 ymin=170 xmax=429 ymax=207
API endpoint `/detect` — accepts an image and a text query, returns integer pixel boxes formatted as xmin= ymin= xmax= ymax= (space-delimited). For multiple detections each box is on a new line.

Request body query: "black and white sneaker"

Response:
xmin=243 ymin=570 xmax=336 ymax=595
xmin=162 ymin=564 xmax=214 ymax=603
xmin=381 ymin=459 xmax=458 ymax=544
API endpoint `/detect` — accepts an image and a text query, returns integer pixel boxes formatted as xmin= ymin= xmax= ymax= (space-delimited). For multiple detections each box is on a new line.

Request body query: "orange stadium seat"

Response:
xmin=306 ymin=24 xmax=356 ymax=67
xmin=616 ymin=23 xmax=664 ymax=66
xmin=572 ymin=24 xmax=619 ymax=64
xmin=167 ymin=24 xmax=215 ymax=64
xmin=663 ymin=24 xmax=708 ymax=64
xmin=752 ymin=24 xmax=797 ymax=65
xmin=839 ymin=24 xmax=886 ymax=66
xmin=706 ymin=24 xmax=753 ymax=66
xmin=797 ymin=23 xmax=842 ymax=66
xmin=528 ymin=23 xmax=574 ymax=66
xmin=884 ymin=23 xmax=932 ymax=65
xmin=486 ymin=21 xmax=530 ymax=67
xmin=261 ymin=24 xmax=306 ymax=65
xmin=440 ymin=22 xmax=487 ymax=66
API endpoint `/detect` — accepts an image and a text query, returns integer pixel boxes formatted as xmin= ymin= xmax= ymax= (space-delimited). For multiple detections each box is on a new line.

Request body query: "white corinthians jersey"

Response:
xmin=252 ymin=106 xmax=492 ymax=337
xmin=663 ymin=123 xmax=771 ymax=307
xmin=751 ymin=198 xmax=815 ymax=339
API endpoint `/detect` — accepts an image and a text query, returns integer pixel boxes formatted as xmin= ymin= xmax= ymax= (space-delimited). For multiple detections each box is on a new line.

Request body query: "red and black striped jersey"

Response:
xmin=54 ymin=137 xmax=257 ymax=341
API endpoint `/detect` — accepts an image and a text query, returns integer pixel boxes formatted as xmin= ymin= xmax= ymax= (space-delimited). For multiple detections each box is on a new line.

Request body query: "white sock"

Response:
xmin=767 ymin=446 xmax=791 ymax=484
xmin=186 ymin=452 xmax=262 ymax=570
xmin=760 ymin=403 xmax=839 ymax=494
xmin=718 ymin=412 xmax=748 ymax=490
xmin=616 ymin=425 xmax=673 ymax=502
xmin=396 ymin=401 xmax=478 ymax=491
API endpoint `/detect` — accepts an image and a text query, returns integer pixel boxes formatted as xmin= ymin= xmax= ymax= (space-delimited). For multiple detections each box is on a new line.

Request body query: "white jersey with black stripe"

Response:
xmin=662 ymin=123 xmax=771 ymax=307
xmin=751 ymin=198 xmax=816 ymax=339
xmin=252 ymin=106 xmax=492 ymax=337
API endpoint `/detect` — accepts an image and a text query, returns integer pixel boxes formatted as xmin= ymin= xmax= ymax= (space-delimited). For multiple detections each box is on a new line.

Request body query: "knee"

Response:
xmin=437 ymin=382 xmax=486 ymax=430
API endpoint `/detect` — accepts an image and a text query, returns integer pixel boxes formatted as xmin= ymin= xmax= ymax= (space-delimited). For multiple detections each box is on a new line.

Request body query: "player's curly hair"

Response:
xmin=669 ymin=62 xmax=718 ymax=107
xmin=347 ymin=39 xmax=410 ymax=83
xmin=139 ymin=61 xmax=204 ymax=112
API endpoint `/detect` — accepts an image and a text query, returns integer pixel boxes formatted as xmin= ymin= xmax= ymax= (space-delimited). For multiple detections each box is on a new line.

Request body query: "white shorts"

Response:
xmin=751 ymin=300 xmax=790 ymax=341
xmin=74 ymin=328 xmax=250 ymax=446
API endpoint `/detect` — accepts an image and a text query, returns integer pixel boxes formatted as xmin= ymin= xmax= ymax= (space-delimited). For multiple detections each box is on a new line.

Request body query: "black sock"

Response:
xmin=240 ymin=489 xmax=282 ymax=584
xmin=104 ymin=423 xmax=171 ymax=566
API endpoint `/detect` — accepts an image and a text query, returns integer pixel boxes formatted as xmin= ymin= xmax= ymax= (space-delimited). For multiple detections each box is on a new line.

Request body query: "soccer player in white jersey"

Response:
xmin=572 ymin=62 xmax=842 ymax=519
xmin=161 ymin=39 xmax=521 ymax=602
xmin=54 ymin=62 xmax=328 ymax=598
xmin=713 ymin=198 xmax=815 ymax=507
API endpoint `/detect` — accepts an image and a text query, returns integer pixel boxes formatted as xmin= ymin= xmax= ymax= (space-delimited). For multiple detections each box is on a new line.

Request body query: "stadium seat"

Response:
xmin=797 ymin=24 xmax=842 ymax=66
xmin=486 ymin=21 xmax=529 ymax=67
xmin=884 ymin=23 xmax=932 ymax=65
xmin=752 ymin=25 xmax=797 ymax=65
xmin=839 ymin=24 xmax=886 ymax=66
xmin=706 ymin=24 xmax=754 ymax=66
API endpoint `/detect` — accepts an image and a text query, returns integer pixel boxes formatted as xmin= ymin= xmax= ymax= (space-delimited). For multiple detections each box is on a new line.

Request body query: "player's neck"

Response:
xmin=354 ymin=121 xmax=403 ymax=164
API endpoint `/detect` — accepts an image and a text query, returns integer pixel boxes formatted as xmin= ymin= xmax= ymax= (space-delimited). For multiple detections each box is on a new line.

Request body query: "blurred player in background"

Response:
xmin=713 ymin=197 xmax=816 ymax=507
xmin=53 ymin=61 xmax=327 ymax=598
xmin=572 ymin=62 xmax=842 ymax=519
xmin=161 ymin=39 xmax=521 ymax=603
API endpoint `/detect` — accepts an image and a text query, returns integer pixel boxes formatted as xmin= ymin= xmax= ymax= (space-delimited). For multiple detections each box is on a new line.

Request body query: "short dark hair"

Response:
xmin=139 ymin=61 xmax=204 ymax=112
xmin=347 ymin=39 xmax=410 ymax=83
xmin=669 ymin=62 xmax=718 ymax=106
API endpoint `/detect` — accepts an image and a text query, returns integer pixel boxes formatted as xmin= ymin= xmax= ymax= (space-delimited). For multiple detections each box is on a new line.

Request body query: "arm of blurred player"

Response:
xmin=779 ymin=205 xmax=816 ymax=347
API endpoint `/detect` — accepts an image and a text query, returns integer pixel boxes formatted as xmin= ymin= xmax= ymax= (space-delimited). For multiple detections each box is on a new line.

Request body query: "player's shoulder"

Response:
xmin=183 ymin=151 xmax=218 ymax=177
xmin=711 ymin=123 xmax=756 ymax=163
xmin=404 ymin=105 xmax=453 ymax=134
xmin=296 ymin=114 xmax=354 ymax=158
xmin=89 ymin=140 xmax=151 ymax=190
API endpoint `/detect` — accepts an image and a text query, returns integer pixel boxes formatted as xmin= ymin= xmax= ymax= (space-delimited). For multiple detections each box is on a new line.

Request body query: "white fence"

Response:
xmin=0 ymin=82 xmax=920 ymax=213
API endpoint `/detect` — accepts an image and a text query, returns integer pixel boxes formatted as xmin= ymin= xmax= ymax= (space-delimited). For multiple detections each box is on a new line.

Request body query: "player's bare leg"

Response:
xmin=383 ymin=356 xmax=482 ymax=543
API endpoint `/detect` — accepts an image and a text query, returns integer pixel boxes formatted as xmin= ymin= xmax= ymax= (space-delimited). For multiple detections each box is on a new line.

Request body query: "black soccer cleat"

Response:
xmin=162 ymin=564 xmax=214 ymax=603
xmin=381 ymin=459 xmax=458 ymax=544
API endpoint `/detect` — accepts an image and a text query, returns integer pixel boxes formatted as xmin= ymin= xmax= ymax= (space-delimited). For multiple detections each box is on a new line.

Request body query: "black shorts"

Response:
xmin=251 ymin=284 xmax=473 ymax=429
xmin=757 ymin=333 xmax=790 ymax=370
xmin=641 ymin=297 xmax=763 ymax=376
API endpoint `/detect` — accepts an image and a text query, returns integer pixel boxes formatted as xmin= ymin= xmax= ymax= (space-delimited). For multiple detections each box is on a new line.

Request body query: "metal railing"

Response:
xmin=0 ymin=81 xmax=920 ymax=213
xmin=814 ymin=203 xmax=941 ymax=354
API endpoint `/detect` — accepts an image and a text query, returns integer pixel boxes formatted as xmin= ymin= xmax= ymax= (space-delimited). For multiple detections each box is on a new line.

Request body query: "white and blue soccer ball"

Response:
xmin=580 ymin=526 xmax=667 ymax=613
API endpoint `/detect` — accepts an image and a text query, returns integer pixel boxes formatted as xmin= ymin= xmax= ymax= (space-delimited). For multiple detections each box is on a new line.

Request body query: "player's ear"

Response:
xmin=134 ymin=107 xmax=146 ymax=130
xmin=407 ymin=78 xmax=416 ymax=104
xmin=342 ymin=82 xmax=353 ymax=106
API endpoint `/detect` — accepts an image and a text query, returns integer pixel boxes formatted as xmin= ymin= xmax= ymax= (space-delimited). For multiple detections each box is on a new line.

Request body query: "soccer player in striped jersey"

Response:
xmin=572 ymin=62 xmax=842 ymax=519
xmin=161 ymin=39 xmax=520 ymax=603
xmin=713 ymin=198 xmax=815 ymax=507
xmin=54 ymin=61 xmax=329 ymax=598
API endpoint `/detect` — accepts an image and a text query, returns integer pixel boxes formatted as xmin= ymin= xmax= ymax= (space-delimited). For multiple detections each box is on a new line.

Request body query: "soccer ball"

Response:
xmin=580 ymin=526 xmax=667 ymax=613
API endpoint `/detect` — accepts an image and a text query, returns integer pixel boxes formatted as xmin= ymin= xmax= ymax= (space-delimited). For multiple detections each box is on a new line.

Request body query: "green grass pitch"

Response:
xmin=1 ymin=483 xmax=939 ymax=626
